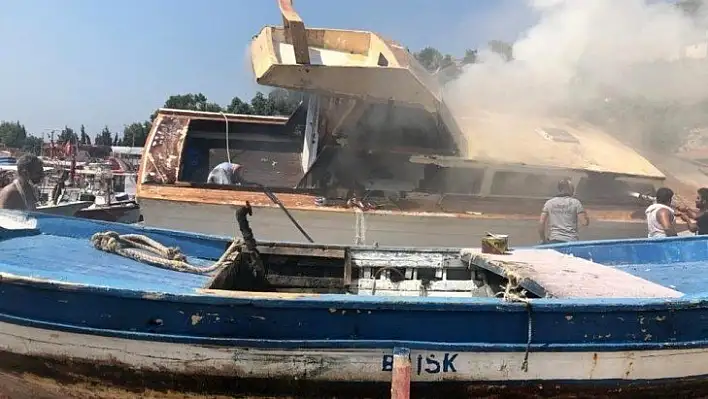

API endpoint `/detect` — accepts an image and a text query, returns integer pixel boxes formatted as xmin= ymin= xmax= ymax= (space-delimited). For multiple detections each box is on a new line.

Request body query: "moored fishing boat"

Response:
xmin=0 ymin=207 xmax=706 ymax=397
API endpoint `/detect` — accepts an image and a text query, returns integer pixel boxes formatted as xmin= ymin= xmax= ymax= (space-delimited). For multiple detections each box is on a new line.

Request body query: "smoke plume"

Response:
xmin=444 ymin=0 xmax=708 ymax=128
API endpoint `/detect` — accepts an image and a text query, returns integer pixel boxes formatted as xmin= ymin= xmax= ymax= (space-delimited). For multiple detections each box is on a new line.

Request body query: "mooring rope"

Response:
xmin=495 ymin=272 xmax=533 ymax=373
xmin=467 ymin=253 xmax=534 ymax=373
xmin=90 ymin=231 xmax=241 ymax=275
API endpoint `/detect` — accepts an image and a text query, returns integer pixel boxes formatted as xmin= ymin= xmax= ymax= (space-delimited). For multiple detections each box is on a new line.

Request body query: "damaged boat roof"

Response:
xmin=250 ymin=25 xmax=441 ymax=112
xmin=247 ymin=3 xmax=666 ymax=181
xmin=440 ymin=111 xmax=666 ymax=179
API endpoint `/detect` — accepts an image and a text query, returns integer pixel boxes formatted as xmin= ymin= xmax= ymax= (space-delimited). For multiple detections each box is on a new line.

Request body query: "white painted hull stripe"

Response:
xmin=1 ymin=320 xmax=708 ymax=382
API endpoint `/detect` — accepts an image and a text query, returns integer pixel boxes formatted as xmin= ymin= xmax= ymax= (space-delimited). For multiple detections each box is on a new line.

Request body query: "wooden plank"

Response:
xmin=391 ymin=347 xmax=411 ymax=399
xmin=343 ymin=254 xmax=353 ymax=287
xmin=460 ymin=248 xmax=683 ymax=299
xmin=351 ymin=250 xmax=468 ymax=269
xmin=278 ymin=0 xmax=310 ymax=65
xmin=258 ymin=245 xmax=345 ymax=259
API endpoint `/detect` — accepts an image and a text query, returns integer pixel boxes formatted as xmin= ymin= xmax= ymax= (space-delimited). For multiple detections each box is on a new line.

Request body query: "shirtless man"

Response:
xmin=0 ymin=154 xmax=45 ymax=211
xmin=673 ymin=187 xmax=708 ymax=235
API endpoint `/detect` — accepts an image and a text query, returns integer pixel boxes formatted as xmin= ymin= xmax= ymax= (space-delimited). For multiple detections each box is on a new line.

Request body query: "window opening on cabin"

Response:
xmin=535 ymin=127 xmax=579 ymax=144
xmin=377 ymin=53 xmax=389 ymax=67
xmin=490 ymin=171 xmax=559 ymax=197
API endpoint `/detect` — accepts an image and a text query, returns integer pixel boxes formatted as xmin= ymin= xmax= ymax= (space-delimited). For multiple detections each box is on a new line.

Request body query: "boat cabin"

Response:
xmin=137 ymin=2 xmax=666 ymax=217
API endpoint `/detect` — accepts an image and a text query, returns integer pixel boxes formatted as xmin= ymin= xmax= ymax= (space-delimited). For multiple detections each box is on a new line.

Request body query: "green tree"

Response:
xmin=151 ymin=93 xmax=224 ymax=121
xmin=413 ymin=47 xmax=455 ymax=73
xmin=226 ymin=96 xmax=253 ymax=114
xmin=268 ymin=88 xmax=302 ymax=116
xmin=79 ymin=124 xmax=91 ymax=145
xmin=462 ymin=49 xmax=478 ymax=65
xmin=22 ymin=136 xmax=44 ymax=155
xmin=677 ymin=0 xmax=705 ymax=15
xmin=122 ymin=121 xmax=151 ymax=147
xmin=488 ymin=40 xmax=514 ymax=62
xmin=58 ymin=126 xmax=78 ymax=144
xmin=94 ymin=126 xmax=113 ymax=146
xmin=250 ymin=91 xmax=274 ymax=115
xmin=0 ymin=121 xmax=27 ymax=148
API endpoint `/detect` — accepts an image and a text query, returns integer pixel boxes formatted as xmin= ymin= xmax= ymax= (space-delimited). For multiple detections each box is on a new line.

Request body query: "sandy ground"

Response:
xmin=0 ymin=372 xmax=275 ymax=399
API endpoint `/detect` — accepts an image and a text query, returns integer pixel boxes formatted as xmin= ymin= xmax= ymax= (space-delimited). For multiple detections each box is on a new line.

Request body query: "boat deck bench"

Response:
xmin=460 ymin=248 xmax=683 ymax=299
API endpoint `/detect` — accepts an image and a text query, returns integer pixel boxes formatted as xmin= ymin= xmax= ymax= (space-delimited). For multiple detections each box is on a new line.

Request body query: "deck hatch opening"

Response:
xmin=536 ymin=127 xmax=579 ymax=144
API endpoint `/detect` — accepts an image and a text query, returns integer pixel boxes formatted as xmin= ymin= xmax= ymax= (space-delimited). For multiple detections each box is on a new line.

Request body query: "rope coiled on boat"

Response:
xmin=90 ymin=231 xmax=241 ymax=275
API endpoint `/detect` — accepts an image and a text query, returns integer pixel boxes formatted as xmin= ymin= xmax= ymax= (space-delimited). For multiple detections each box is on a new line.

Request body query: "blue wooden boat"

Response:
xmin=0 ymin=208 xmax=706 ymax=397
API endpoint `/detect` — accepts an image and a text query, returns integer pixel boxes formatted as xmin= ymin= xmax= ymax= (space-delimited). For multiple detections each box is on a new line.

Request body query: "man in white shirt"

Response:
xmin=645 ymin=187 xmax=679 ymax=238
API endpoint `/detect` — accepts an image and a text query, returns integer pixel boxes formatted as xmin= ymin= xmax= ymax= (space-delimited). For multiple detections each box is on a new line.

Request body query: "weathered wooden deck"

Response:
xmin=460 ymin=248 xmax=683 ymax=298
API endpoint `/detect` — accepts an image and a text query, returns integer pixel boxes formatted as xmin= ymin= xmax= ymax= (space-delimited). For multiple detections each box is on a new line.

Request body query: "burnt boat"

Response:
xmin=0 ymin=206 xmax=706 ymax=398
xmin=136 ymin=1 xmax=667 ymax=247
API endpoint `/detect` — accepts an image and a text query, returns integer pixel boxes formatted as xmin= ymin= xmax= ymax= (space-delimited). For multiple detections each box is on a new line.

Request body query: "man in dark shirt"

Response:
xmin=680 ymin=188 xmax=708 ymax=235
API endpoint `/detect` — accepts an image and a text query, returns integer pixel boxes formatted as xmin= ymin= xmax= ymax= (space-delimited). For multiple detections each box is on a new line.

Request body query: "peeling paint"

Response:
xmin=190 ymin=314 xmax=203 ymax=326
xmin=328 ymin=308 xmax=336 ymax=313
xmin=142 ymin=293 xmax=166 ymax=300
xmin=565 ymin=315 xmax=573 ymax=321
xmin=625 ymin=361 xmax=635 ymax=378
xmin=656 ymin=315 xmax=667 ymax=321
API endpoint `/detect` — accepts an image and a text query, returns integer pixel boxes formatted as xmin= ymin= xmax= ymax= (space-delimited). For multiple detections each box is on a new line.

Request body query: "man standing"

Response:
xmin=673 ymin=187 xmax=708 ymax=235
xmin=51 ymin=170 xmax=70 ymax=205
xmin=0 ymin=154 xmax=45 ymax=211
xmin=206 ymin=162 xmax=243 ymax=185
xmin=645 ymin=187 xmax=679 ymax=238
xmin=538 ymin=179 xmax=590 ymax=244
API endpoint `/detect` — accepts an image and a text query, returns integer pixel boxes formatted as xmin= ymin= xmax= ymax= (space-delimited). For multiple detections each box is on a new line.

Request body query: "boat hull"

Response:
xmin=74 ymin=202 xmax=142 ymax=224
xmin=138 ymin=198 xmax=649 ymax=247
xmin=1 ymin=319 xmax=708 ymax=397
xmin=1 ymin=210 xmax=707 ymax=397
xmin=35 ymin=201 xmax=93 ymax=217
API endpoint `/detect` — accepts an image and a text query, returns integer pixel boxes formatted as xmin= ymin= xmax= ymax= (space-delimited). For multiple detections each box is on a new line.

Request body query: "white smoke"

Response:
xmin=445 ymin=0 xmax=708 ymax=119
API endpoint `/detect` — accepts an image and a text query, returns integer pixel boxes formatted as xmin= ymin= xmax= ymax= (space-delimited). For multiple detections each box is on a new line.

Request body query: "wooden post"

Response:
xmin=391 ymin=347 xmax=411 ymax=399
xmin=277 ymin=0 xmax=310 ymax=65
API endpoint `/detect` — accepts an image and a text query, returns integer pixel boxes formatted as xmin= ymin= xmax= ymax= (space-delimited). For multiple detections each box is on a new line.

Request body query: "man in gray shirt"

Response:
xmin=538 ymin=179 xmax=590 ymax=244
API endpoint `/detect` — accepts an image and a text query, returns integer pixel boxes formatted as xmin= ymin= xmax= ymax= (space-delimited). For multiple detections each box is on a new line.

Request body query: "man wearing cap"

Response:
xmin=206 ymin=162 xmax=243 ymax=185
xmin=538 ymin=179 xmax=590 ymax=244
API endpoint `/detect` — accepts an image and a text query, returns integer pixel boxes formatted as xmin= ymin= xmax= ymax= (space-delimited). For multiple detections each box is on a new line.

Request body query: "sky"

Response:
xmin=0 ymin=0 xmax=536 ymax=138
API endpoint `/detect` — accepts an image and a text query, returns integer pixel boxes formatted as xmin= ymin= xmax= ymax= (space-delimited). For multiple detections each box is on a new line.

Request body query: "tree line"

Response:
xmin=0 ymin=37 xmax=518 ymax=156
xmin=1 ymin=0 xmax=702 ymax=155
xmin=0 ymin=88 xmax=305 ymax=154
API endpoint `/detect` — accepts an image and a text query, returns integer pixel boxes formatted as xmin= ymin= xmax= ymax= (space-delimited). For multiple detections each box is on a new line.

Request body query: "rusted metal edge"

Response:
xmin=136 ymin=184 xmax=648 ymax=223
xmin=156 ymin=108 xmax=289 ymax=124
